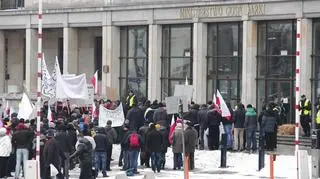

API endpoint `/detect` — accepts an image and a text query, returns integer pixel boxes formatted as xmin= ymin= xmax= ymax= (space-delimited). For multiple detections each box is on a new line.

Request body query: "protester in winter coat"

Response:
xmin=67 ymin=123 xmax=77 ymax=170
xmin=138 ymin=121 xmax=151 ymax=168
xmin=184 ymin=121 xmax=198 ymax=170
xmin=12 ymin=123 xmax=34 ymax=178
xmin=43 ymin=129 xmax=64 ymax=179
xmin=185 ymin=104 xmax=200 ymax=134
xmin=172 ymin=123 xmax=183 ymax=170
xmin=197 ymin=104 xmax=208 ymax=150
xmin=0 ymin=127 xmax=12 ymax=178
xmin=153 ymin=103 xmax=170 ymax=128
xmin=144 ymin=101 xmax=158 ymax=123
xmin=261 ymin=103 xmax=278 ymax=151
xmin=206 ymin=106 xmax=222 ymax=150
xmin=94 ymin=127 xmax=110 ymax=177
xmin=244 ymin=104 xmax=258 ymax=152
xmin=105 ymin=120 xmax=117 ymax=171
xmin=145 ymin=123 xmax=164 ymax=173
xmin=55 ymin=124 xmax=73 ymax=179
xmin=126 ymin=130 xmax=143 ymax=175
xmin=70 ymin=137 xmax=94 ymax=179
xmin=126 ymin=101 xmax=144 ymax=131
xmin=157 ymin=124 xmax=169 ymax=169
xmin=233 ymin=103 xmax=246 ymax=151
xmin=222 ymin=103 xmax=234 ymax=150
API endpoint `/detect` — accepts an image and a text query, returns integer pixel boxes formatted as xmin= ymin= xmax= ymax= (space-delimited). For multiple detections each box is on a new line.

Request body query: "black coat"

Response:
xmin=12 ymin=129 xmax=34 ymax=149
xmin=43 ymin=138 xmax=65 ymax=170
xmin=94 ymin=133 xmax=110 ymax=152
xmin=197 ymin=107 xmax=208 ymax=129
xmin=70 ymin=138 xmax=92 ymax=167
xmin=126 ymin=106 xmax=144 ymax=131
xmin=55 ymin=131 xmax=73 ymax=153
xmin=207 ymin=109 xmax=222 ymax=126
xmin=184 ymin=127 xmax=198 ymax=153
xmin=233 ymin=109 xmax=246 ymax=128
xmin=185 ymin=108 xmax=199 ymax=125
xmin=153 ymin=108 xmax=170 ymax=127
xmin=261 ymin=110 xmax=278 ymax=133
xmin=145 ymin=128 xmax=163 ymax=153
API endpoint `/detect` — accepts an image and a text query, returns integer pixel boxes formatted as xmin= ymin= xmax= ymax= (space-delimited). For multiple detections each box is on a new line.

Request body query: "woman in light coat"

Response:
xmin=172 ymin=123 xmax=183 ymax=170
xmin=0 ymin=127 xmax=12 ymax=178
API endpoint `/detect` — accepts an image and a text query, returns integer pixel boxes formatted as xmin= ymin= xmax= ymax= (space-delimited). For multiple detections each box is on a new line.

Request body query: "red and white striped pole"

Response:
xmin=36 ymin=0 xmax=43 ymax=178
xmin=295 ymin=19 xmax=301 ymax=179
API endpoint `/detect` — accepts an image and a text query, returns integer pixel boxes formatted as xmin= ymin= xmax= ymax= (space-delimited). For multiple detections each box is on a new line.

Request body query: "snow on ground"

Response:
xmin=67 ymin=144 xmax=299 ymax=179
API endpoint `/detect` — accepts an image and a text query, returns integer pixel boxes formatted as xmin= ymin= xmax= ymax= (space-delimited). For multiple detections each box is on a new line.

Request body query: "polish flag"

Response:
xmin=47 ymin=107 xmax=53 ymax=122
xmin=91 ymin=71 xmax=98 ymax=95
xmin=92 ymin=102 xmax=97 ymax=120
xmin=5 ymin=101 xmax=10 ymax=118
xmin=216 ymin=90 xmax=231 ymax=120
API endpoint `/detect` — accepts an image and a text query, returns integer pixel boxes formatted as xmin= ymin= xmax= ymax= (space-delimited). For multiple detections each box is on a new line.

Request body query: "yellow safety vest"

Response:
xmin=316 ymin=110 xmax=320 ymax=124
xmin=300 ymin=99 xmax=311 ymax=116
xmin=126 ymin=95 xmax=136 ymax=108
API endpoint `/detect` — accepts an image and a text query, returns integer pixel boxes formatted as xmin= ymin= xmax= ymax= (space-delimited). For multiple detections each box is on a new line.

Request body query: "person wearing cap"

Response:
xmin=299 ymin=94 xmax=311 ymax=137
xmin=172 ymin=123 xmax=183 ymax=170
xmin=43 ymin=129 xmax=64 ymax=179
xmin=126 ymin=90 xmax=138 ymax=110
xmin=184 ymin=121 xmax=198 ymax=170
xmin=12 ymin=122 xmax=34 ymax=178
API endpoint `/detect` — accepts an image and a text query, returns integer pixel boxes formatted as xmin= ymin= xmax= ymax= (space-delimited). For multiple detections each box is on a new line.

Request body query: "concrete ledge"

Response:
xmin=115 ymin=172 xmax=128 ymax=179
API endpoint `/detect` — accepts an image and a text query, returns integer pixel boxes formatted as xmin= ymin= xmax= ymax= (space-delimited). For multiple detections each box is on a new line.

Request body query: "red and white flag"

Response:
xmin=91 ymin=71 xmax=98 ymax=95
xmin=92 ymin=102 xmax=97 ymax=120
xmin=216 ymin=90 xmax=231 ymax=120
xmin=47 ymin=107 xmax=53 ymax=122
xmin=5 ymin=101 xmax=10 ymax=118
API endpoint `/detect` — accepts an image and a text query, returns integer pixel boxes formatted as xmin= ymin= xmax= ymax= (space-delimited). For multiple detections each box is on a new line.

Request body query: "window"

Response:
xmin=120 ymin=26 xmax=148 ymax=100
xmin=207 ymin=22 xmax=242 ymax=107
xmin=94 ymin=37 xmax=102 ymax=80
xmin=0 ymin=0 xmax=24 ymax=9
xmin=57 ymin=37 xmax=64 ymax=73
xmin=161 ymin=25 xmax=193 ymax=99
xmin=312 ymin=20 xmax=320 ymax=111
xmin=257 ymin=20 xmax=296 ymax=124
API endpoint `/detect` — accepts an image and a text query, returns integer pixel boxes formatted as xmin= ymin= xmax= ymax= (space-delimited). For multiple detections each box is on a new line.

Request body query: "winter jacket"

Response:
xmin=144 ymin=107 xmax=156 ymax=123
xmin=153 ymin=108 xmax=170 ymax=128
xmin=70 ymin=138 xmax=93 ymax=167
xmin=197 ymin=107 xmax=208 ymax=129
xmin=138 ymin=125 xmax=150 ymax=143
xmin=207 ymin=109 xmax=222 ymax=126
xmin=172 ymin=126 xmax=183 ymax=153
xmin=158 ymin=126 xmax=169 ymax=153
xmin=55 ymin=131 xmax=73 ymax=153
xmin=261 ymin=110 xmax=278 ymax=133
xmin=76 ymin=136 xmax=96 ymax=151
xmin=105 ymin=126 xmax=117 ymax=145
xmin=244 ymin=107 xmax=258 ymax=129
xmin=233 ymin=109 xmax=246 ymax=128
xmin=43 ymin=138 xmax=65 ymax=170
xmin=94 ymin=128 xmax=110 ymax=152
xmin=126 ymin=106 xmax=144 ymax=131
xmin=184 ymin=126 xmax=198 ymax=153
xmin=185 ymin=107 xmax=199 ymax=125
xmin=222 ymin=107 xmax=234 ymax=125
xmin=12 ymin=129 xmax=34 ymax=149
xmin=126 ymin=131 xmax=143 ymax=151
xmin=0 ymin=128 xmax=12 ymax=157
xmin=145 ymin=128 xmax=163 ymax=153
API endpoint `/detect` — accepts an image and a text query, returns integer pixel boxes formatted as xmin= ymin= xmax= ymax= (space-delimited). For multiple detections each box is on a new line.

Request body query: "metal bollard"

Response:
xmin=220 ymin=134 xmax=227 ymax=168
xmin=258 ymin=137 xmax=265 ymax=171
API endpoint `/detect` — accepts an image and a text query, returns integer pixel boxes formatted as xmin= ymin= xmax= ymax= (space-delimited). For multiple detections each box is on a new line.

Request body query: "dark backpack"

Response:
xmin=129 ymin=132 xmax=140 ymax=148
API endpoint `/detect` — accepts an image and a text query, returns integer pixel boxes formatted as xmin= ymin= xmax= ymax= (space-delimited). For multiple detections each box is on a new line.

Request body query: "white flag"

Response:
xmin=17 ymin=93 xmax=34 ymax=120
xmin=47 ymin=107 xmax=52 ymax=122
xmin=216 ymin=90 xmax=231 ymax=120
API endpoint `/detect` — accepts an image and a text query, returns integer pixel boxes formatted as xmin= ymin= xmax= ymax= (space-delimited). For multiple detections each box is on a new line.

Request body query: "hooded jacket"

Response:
xmin=233 ymin=108 xmax=246 ymax=128
xmin=94 ymin=128 xmax=110 ymax=152
xmin=207 ymin=108 xmax=222 ymax=126
xmin=197 ymin=106 xmax=208 ymax=129
xmin=261 ymin=109 xmax=278 ymax=133
xmin=145 ymin=127 xmax=163 ymax=153
xmin=244 ymin=107 xmax=258 ymax=129
xmin=172 ymin=124 xmax=183 ymax=153
xmin=70 ymin=138 xmax=93 ymax=166
xmin=12 ymin=128 xmax=34 ymax=149
xmin=0 ymin=128 xmax=12 ymax=157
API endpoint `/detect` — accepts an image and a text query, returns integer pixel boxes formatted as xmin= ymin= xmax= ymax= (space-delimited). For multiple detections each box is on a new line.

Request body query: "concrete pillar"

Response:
xmin=102 ymin=25 xmax=120 ymax=98
xmin=300 ymin=18 xmax=312 ymax=99
xmin=63 ymin=27 xmax=78 ymax=74
xmin=241 ymin=20 xmax=258 ymax=106
xmin=193 ymin=22 xmax=207 ymax=104
xmin=25 ymin=28 xmax=38 ymax=93
xmin=0 ymin=31 xmax=5 ymax=93
xmin=148 ymin=24 xmax=162 ymax=101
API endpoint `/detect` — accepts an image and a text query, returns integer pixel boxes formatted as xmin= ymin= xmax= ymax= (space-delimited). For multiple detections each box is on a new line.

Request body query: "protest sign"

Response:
xmin=99 ymin=103 xmax=125 ymax=127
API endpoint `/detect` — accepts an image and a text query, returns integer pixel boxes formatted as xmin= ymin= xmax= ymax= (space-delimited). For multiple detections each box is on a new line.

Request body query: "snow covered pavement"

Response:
xmin=68 ymin=144 xmax=300 ymax=179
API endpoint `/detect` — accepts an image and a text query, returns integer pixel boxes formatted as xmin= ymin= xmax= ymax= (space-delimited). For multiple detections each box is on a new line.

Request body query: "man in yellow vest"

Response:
xmin=299 ymin=94 xmax=311 ymax=137
xmin=126 ymin=90 xmax=137 ymax=110
xmin=315 ymin=97 xmax=320 ymax=129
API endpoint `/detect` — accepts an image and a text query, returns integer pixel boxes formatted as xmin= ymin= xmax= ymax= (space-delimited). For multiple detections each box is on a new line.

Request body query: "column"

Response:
xmin=63 ymin=27 xmax=78 ymax=74
xmin=241 ymin=20 xmax=258 ymax=106
xmin=0 ymin=31 xmax=5 ymax=93
xmin=101 ymin=25 xmax=120 ymax=98
xmin=25 ymin=28 xmax=38 ymax=93
xmin=148 ymin=24 xmax=162 ymax=101
xmin=193 ymin=22 xmax=207 ymax=104
xmin=300 ymin=18 xmax=312 ymax=99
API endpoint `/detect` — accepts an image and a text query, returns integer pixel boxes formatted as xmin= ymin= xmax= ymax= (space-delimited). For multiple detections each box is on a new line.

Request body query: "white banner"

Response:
xmin=55 ymin=73 xmax=89 ymax=100
xmin=17 ymin=93 xmax=33 ymax=120
xmin=99 ymin=103 xmax=125 ymax=127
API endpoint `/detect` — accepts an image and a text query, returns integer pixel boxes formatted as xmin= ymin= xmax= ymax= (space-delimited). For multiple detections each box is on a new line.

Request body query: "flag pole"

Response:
xmin=36 ymin=0 xmax=43 ymax=178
